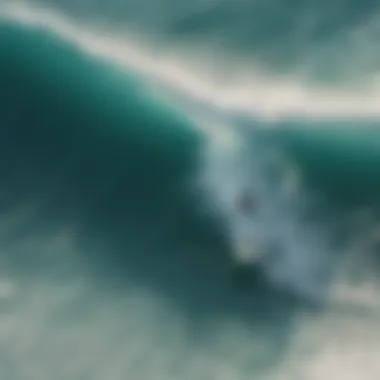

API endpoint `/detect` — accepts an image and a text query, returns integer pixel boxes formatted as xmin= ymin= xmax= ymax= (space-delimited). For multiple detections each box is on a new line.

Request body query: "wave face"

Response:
xmin=1 ymin=3 xmax=380 ymax=380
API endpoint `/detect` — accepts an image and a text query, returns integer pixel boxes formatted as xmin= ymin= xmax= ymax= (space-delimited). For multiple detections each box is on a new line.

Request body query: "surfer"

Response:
xmin=236 ymin=191 xmax=256 ymax=217
xmin=231 ymin=190 xmax=262 ymax=290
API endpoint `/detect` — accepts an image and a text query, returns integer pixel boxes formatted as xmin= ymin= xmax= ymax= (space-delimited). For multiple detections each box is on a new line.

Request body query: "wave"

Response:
xmin=2 ymin=4 xmax=380 ymax=304
xmin=1 ymin=4 xmax=380 ymax=380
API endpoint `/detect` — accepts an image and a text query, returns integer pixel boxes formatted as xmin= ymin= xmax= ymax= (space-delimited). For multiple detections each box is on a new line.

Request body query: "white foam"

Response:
xmin=3 ymin=3 xmax=380 ymax=124
xmin=197 ymin=122 xmax=334 ymax=299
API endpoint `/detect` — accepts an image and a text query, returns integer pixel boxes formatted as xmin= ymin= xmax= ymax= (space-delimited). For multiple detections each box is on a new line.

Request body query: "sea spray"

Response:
xmin=196 ymin=121 xmax=335 ymax=302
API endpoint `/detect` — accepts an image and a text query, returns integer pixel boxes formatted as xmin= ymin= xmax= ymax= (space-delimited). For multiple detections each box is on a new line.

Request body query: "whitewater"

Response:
xmin=1 ymin=2 xmax=380 ymax=380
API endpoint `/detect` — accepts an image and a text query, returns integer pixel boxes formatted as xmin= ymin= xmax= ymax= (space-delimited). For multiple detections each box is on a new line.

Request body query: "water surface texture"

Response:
xmin=1 ymin=2 xmax=380 ymax=379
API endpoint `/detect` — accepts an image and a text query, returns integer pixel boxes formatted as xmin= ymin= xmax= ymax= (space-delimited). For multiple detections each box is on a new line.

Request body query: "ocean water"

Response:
xmin=1 ymin=2 xmax=380 ymax=379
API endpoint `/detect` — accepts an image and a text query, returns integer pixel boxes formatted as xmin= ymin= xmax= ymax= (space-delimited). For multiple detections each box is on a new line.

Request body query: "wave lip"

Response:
xmin=3 ymin=3 xmax=380 ymax=124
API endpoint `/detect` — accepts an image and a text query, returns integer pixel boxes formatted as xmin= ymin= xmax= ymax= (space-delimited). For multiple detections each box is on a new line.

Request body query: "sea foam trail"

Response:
xmin=3 ymin=3 xmax=380 ymax=124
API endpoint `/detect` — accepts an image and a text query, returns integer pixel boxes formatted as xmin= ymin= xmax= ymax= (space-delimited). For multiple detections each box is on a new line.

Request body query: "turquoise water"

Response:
xmin=1 ymin=3 xmax=380 ymax=380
